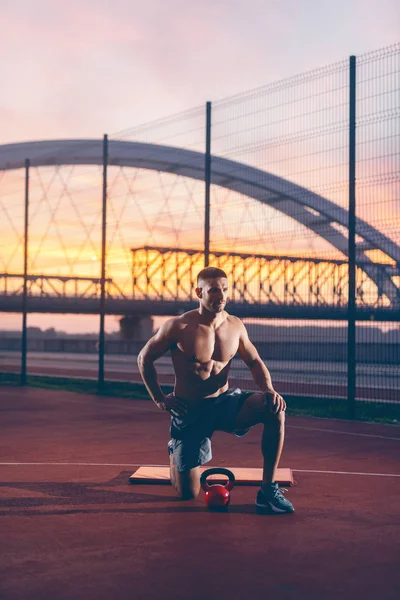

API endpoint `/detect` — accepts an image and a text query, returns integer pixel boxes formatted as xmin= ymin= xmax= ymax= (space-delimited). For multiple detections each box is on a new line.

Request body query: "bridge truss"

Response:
xmin=0 ymin=246 xmax=398 ymax=319
xmin=131 ymin=246 xmax=397 ymax=310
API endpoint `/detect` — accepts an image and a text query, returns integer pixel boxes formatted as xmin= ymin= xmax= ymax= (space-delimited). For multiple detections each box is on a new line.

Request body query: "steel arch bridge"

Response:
xmin=0 ymin=139 xmax=399 ymax=317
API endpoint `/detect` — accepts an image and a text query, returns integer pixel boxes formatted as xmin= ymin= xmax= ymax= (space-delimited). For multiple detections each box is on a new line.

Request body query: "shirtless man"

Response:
xmin=137 ymin=267 xmax=294 ymax=514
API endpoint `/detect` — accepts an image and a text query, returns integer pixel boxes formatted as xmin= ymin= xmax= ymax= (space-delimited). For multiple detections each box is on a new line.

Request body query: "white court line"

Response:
xmin=0 ymin=462 xmax=149 ymax=467
xmin=0 ymin=462 xmax=399 ymax=478
xmin=295 ymin=414 xmax=400 ymax=428
xmin=287 ymin=425 xmax=400 ymax=441
xmin=293 ymin=469 xmax=400 ymax=477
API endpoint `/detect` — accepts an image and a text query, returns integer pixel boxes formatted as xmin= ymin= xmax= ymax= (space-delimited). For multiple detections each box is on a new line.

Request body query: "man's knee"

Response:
xmin=263 ymin=406 xmax=285 ymax=427
xmin=174 ymin=479 xmax=201 ymax=500
xmin=170 ymin=460 xmax=201 ymax=500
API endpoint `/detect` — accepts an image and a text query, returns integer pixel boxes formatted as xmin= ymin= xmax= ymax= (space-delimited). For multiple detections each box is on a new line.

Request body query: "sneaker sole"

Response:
xmin=255 ymin=501 xmax=294 ymax=514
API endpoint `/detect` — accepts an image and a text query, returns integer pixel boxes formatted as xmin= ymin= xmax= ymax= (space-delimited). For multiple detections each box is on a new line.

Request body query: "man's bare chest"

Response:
xmin=176 ymin=326 xmax=239 ymax=364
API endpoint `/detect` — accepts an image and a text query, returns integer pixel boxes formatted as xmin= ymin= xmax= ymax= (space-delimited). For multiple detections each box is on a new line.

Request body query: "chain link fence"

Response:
xmin=0 ymin=43 xmax=399 ymax=421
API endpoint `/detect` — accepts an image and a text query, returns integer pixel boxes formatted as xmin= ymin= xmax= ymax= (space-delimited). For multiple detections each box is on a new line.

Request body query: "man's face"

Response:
xmin=196 ymin=277 xmax=229 ymax=313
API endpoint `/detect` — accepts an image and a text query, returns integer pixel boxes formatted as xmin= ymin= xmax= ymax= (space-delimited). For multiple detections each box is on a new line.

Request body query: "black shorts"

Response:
xmin=169 ymin=387 xmax=253 ymax=472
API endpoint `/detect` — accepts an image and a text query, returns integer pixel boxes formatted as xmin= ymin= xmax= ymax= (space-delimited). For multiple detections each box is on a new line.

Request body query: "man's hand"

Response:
xmin=157 ymin=393 xmax=189 ymax=417
xmin=265 ymin=390 xmax=286 ymax=414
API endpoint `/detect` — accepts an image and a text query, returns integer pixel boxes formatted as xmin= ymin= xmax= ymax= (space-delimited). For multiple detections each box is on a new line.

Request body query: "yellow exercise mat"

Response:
xmin=129 ymin=466 xmax=293 ymax=486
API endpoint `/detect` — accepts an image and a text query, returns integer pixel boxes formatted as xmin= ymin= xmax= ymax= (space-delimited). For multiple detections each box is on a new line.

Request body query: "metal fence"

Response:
xmin=0 ymin=43 xmax=399 ymax=419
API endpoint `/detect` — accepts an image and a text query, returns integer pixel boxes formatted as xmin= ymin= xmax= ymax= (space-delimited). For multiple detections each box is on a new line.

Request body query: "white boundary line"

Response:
xmin=292 ymin=414 xmax=400 ymax=428
xmin=0 ymin=462 xmax=399 ymax=478
xmin=287 ymin=425 xmax=400 ymax=441
xmin=293 ymin=469 xmax=400 ymax=477
xmin=0 ymin=462 xmax=146 ymax=467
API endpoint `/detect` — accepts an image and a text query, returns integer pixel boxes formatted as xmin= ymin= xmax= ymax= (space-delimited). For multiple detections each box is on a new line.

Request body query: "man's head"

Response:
xmin=196 ymin=267 xmax=229 ymax=314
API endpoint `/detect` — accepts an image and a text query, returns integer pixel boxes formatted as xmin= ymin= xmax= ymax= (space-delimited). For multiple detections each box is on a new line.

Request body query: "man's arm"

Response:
xmin=237 ymin=323 xmax=274 ymax=393
xmin=137 ymin=319 xmax=188 ymax=415
xmin=237 ymin=322 xmax=286 ymax=413
xmin=137 ymin=319 xmax=176 ymax=407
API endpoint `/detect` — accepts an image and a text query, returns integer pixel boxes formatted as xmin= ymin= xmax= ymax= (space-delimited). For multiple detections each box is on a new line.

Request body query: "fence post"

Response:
xmin=348 ymin=56 xmax=357 ymax=419
xmin=21 ymin=158 xmax=30 ymax=386
xmin=98 ymin=135 xmax=108 ymax=391
xmin=204 ymin=101 xmax=212 ymax=267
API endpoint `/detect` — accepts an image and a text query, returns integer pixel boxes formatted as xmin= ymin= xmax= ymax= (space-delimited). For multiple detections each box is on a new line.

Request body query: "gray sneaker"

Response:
xmin=256 ymin=483 xmax=295 ymax=514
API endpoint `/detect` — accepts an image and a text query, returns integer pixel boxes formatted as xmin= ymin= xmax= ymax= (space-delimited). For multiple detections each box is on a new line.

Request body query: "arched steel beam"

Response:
xmin=0 ymin=139 xmax=398 ymax=303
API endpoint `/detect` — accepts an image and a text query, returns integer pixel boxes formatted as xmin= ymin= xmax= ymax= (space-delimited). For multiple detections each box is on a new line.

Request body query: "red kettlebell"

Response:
xmin=200 ymin=468 xmax=235 ymax=511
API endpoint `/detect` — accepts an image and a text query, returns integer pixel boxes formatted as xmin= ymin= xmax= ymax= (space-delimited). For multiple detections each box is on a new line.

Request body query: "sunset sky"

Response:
xmin=0 ymin=0 xmax=399 ymax=333
xmin=1 ymin=0 xmax=398 ymax=144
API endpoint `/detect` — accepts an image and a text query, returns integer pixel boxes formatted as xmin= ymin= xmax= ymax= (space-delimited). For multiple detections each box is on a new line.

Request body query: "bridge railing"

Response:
xmin=0 ymin=274 xmax=128 ymax=300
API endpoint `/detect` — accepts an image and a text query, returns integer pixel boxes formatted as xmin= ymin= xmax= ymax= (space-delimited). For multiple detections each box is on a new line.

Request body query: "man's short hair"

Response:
xmin=197 ymin=267 xmax=228 ymax=286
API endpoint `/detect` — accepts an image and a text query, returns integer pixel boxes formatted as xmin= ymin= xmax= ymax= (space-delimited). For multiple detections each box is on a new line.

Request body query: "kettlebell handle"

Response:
xmin=200 ymin=467 xmax=235 ymax=492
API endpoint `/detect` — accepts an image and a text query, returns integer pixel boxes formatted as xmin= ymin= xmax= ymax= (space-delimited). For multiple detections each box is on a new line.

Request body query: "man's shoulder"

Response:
xmin=225 ymin=313 xmax=244 ymax=329
xmin=170 ymin=310 xmax=198 ymax=327
xmin=224 ymin=312 xmax=242 ymax=324
xmin=178 ymin=309 xmax=198 ymax=320
xmin=158 ymin=314 xmax=184 ymax=332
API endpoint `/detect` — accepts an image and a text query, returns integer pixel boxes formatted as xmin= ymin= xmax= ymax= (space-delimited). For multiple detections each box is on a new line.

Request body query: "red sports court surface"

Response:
xmin=0 ymin=386 xmax=399 ymax=600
